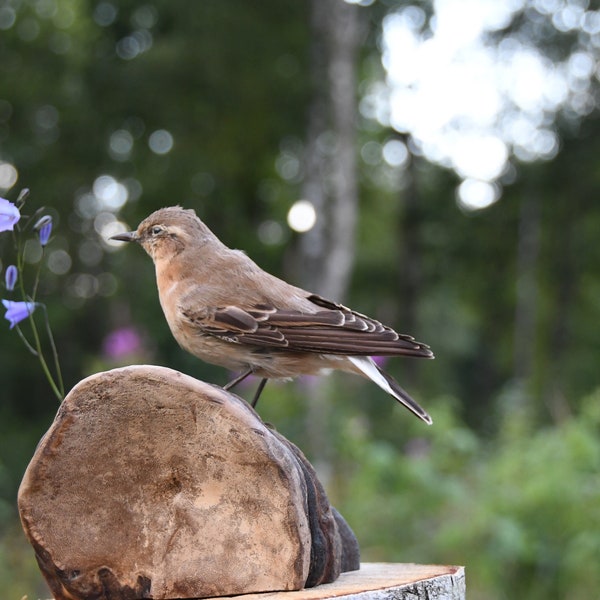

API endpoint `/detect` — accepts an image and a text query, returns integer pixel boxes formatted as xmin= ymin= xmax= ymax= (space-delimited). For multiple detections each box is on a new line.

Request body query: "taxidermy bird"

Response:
xmin=111 ymin=206 xmax=434 ymax=424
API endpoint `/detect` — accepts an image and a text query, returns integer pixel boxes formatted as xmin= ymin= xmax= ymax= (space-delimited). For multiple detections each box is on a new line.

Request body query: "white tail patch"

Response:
xmin=348 ymin=356 xmax=396 ymax=395
xmin=347 ymin=356 xmax=432 ymax=425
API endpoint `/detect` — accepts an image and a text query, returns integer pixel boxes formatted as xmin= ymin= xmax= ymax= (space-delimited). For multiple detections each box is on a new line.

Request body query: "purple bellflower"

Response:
xmin=2 ymin=299 xmax=38 ymax=329
xmin=0 ymin=197 xmax=20 ymax=232
xmin=5 ymin=265 xmax=17 ymax=291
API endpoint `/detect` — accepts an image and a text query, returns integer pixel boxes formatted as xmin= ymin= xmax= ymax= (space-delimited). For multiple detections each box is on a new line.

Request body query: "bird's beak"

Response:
xmin=110 ymin=231 xmax=138 ymax=243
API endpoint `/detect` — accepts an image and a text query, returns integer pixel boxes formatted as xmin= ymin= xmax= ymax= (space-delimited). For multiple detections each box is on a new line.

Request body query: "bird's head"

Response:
xmin=111 ymin=206 xmax=219 ymax=262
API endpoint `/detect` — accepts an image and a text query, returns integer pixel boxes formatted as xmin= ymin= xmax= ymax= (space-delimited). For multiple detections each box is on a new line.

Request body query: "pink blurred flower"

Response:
xmin=371 ymin=355 xmax=388 ymax=368
xmin=102 ymin=326 xmax=142 ymax=359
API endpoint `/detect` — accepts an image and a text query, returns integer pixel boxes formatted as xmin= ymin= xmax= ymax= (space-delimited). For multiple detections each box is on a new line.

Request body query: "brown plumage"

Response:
xmin=111 ymin=206 xmax=434 ymax=424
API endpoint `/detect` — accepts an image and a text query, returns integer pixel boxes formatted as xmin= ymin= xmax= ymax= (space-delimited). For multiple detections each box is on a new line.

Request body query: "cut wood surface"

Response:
xmin=18 ymin=365 xmax=359 ymax=600
xmin=234 ymin=563 xmax=465 ymax=600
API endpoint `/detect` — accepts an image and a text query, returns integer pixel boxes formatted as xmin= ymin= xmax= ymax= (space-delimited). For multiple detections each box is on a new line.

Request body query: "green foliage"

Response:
xmin=329 ymin=391 xmax=600 ymax=599
xmin=0 ymin=524 xmax=45 ymax=600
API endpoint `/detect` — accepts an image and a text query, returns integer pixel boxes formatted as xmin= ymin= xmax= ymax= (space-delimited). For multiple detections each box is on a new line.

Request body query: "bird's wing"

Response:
xmin=181 ymin=294 xmax=433 ymax=358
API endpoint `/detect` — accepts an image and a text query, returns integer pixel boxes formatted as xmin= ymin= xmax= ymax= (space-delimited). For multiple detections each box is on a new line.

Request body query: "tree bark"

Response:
xmin=296 ymin=0 xmax=361 ymax=472
xmin=321 ymin=0 xmax=360 ymax=302
xmin=397 ymin=135 xmax=424 ymax=387
xmin=513 ymin=190 xmax=540 ymax=385
xmin=299 ymin=0 xmax=360 ymax=302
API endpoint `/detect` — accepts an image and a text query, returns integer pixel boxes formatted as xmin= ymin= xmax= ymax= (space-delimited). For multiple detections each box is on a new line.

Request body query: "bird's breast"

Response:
xmin=158 ymin=279 xmax=183 ymax=329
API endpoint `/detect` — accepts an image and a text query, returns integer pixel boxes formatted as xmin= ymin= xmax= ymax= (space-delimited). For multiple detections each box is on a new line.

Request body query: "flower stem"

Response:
xmin=15 ymin=237 xmax=64 ymax=402
xmin=41 ymin=303 xmax=64 ymax=398
xmin=25 ymin=305 xmax=63 ymax=402
xmin=14 ymin=323 xmax=39 ymax=355
xmin=31 ymin=250 xmax=43 ymax=301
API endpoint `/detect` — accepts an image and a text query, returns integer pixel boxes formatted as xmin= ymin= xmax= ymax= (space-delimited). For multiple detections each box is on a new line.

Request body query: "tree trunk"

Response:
xmin=513 ymin=190 xmax=540 ymax=386
xmin=397 ymin=135 xmax=424 ymax=387
xmin=296 ymin=0 xmax=361 ymax=475
xmin=544 ymin=202 xmax=577 ymax=422
xmin=320 ymin=0 xmax=360 ymax=301
xmin=299 ymin=0 xmax=360 ymax=302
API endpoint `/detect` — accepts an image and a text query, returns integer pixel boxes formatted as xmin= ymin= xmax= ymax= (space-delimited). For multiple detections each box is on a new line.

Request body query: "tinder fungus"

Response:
xmin=18 ymin=365 xmax=359 ymax=600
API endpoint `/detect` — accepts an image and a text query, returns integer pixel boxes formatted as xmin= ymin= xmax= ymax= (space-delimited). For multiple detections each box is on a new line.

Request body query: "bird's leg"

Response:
xmin=223 ymin=370 xmax=268 ymax=409
xmin=223 ymin=369 xmax=253 ymax=391
xmin=251 ymin=378 xmax=268 ymax=408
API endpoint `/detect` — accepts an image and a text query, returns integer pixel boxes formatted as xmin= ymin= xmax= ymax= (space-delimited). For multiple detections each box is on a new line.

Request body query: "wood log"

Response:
xmin=18 ymin=365 xmax=359 ymax=600
xmin=232 ymin=563 xmax=466 ymax=600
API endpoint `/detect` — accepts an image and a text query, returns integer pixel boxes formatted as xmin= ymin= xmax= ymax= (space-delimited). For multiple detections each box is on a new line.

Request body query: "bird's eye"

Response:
xmin=151 ymin=226 xmax=163 ymax=236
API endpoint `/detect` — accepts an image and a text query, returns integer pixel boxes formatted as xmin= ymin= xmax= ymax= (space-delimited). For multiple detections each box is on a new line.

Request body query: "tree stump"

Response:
xmin=18 ymin=365 xmax=359 ymax=600
xmin=231 ymin=563 xmax=465 ymax=600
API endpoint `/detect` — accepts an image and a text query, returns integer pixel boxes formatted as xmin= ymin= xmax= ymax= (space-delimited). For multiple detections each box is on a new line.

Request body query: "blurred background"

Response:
xmin=2 ymin=0 xmax=600 ymax=598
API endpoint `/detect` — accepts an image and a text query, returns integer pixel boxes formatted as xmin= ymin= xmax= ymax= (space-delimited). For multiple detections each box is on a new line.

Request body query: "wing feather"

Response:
xmin=181 ymin=294 xmax=433 ymax=358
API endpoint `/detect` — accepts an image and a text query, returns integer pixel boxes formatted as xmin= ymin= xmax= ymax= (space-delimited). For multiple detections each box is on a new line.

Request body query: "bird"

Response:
xmin=110 ymin=206 xmax=434 ymax=424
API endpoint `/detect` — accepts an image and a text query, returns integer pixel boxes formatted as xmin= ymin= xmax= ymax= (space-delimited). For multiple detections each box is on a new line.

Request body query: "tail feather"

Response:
xmin=347 ymin=356 xmax=432 ymax=425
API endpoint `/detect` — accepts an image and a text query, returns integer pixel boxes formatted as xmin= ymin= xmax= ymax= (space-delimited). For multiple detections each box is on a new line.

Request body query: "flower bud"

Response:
xmin=35 ymin=216 xmax=53 ymax=246
xmin=5 ymin=265 xmax=17 ymax=291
